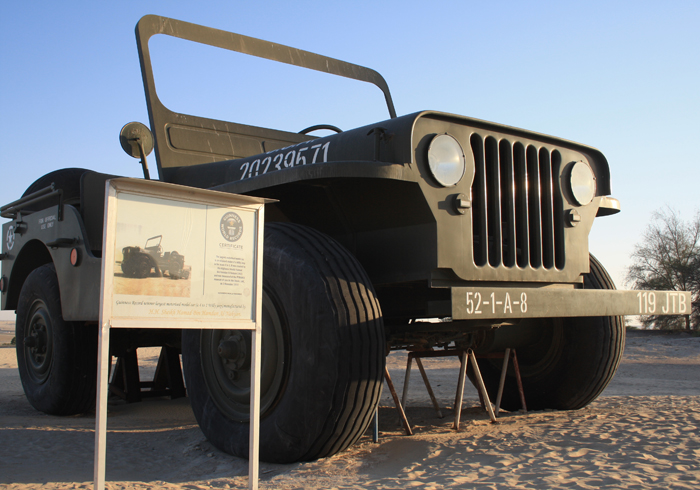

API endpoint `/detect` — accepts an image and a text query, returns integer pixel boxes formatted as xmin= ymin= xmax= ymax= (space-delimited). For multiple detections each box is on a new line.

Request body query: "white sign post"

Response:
xmin=93 ymin=178 xmax=267 ymax=490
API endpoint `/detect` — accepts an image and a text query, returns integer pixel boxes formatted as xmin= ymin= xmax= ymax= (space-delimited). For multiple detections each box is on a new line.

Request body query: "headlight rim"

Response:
xmin=426 ymin=133 xmax=466 ymax=188
xmin=568 ymin=160 xmax=597 ymax=206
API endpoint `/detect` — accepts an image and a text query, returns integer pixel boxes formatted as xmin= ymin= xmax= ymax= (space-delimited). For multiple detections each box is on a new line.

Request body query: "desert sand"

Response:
xmin=1 ymin=322 xmax=699 ymax=489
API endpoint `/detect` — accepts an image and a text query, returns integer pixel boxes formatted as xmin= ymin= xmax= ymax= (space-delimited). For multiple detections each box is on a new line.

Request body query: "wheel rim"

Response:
xmin=201 ymin=289 xmax=288 ymax=422
xmin=23 ymin=299 xmax=54 ymax=384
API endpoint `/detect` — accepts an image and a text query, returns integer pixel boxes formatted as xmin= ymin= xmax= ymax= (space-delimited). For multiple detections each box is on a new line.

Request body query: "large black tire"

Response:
xmin=182 ymin=223 xmax=385 ymax=463
xmin=475 ymin=255 xmax=625 ymax=411
xmin=15 ymin=264 xmax=98 ymax=415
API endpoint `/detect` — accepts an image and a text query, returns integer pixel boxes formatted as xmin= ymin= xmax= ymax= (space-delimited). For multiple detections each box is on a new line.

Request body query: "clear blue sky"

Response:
xmin=1 ymin=0 xmax=699 ymax=302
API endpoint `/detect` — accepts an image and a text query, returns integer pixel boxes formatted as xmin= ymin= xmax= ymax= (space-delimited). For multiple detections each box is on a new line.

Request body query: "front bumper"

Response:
xmin=452 ymin=287 xmax=692 ymax=320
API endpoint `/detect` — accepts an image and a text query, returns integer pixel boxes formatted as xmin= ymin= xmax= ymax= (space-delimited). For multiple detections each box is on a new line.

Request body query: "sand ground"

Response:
xmin=1 ymin=322 xmax=698 ymax=489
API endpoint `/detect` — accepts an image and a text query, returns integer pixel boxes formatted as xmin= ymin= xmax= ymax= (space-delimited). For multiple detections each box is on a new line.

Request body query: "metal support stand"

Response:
xmin=401 ymin=348 xmax=526 ymax=431
xmin=402 ymin=355 xmax=443 ymax=418
xmin=476 ymin=349 xmax=527 ymax=416
xmin=453 ymin=350 xmax=497 ymax=429
xmin=453 ymin=350 xmax=470 ymax=429
xmin=109 ymin=349 xmax=142 ymax=403
xmin=383 ymin=365 xmax=413 ymax=435
xmin=109 ymin=346 xmax=186 ymax=402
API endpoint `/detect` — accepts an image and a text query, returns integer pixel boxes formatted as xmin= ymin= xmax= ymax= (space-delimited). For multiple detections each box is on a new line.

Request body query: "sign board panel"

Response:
xmin=94 ymin=178 xmax=268 ymax=490
xmin=101 ymin=180 xmax=265 ymax=329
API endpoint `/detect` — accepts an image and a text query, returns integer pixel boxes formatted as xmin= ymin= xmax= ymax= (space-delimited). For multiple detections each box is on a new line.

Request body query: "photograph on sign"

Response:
xmin=110 ymin=191 xmax=257 ymax=323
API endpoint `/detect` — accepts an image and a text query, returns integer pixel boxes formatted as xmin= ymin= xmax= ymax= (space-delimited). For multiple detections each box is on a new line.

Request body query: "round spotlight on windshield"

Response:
xmin=427 ymin=134 xmax=466 ymax=187
xmin=568 ymin=161 xmax=596 ymax=206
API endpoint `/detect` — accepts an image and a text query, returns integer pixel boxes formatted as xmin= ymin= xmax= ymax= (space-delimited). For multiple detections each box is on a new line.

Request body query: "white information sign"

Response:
xmin=94 ymin=178 xmax=268 ymax=490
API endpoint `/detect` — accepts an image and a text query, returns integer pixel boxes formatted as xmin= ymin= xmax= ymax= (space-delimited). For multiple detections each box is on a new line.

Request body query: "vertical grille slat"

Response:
xmin=513 ymin=143 xmax=529 ymax=268
xmin=472 ymin=136 xmax=564 ymax=271
xmin=485 ymin=137 xmax=502 ymax=266
xmin=499 ymin=140 xmax=516 ymax=267
xmin=539 ymin=148 xmax=555 ymax=269
xmin=471 ymin=134 xmax=488 ymax=266
xmin=552 ymin=151 xmax=566 ymax=270
xmin=526 ymin=145 xmax=543 ymax=268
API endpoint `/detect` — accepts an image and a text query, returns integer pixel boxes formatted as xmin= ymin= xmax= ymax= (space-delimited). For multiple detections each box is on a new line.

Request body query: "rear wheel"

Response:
xmin=182 ymin=223 xmax=385 ymax=463
xmin=475 ymin=255 xmax=625 ymax=411
xmin=16 ymin=264 xmax=97 ymax=415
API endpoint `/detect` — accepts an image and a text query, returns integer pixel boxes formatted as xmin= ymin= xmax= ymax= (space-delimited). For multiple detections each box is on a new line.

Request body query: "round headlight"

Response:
xmin=427 ymin=134 xmax=466 ymax=187
xmin=569 ymin=161 xmax=596 ymax=206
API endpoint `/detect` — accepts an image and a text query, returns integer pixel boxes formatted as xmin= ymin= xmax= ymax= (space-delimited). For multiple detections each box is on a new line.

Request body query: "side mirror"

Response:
xmin=119 ymin=122 xmax=154 ymax=180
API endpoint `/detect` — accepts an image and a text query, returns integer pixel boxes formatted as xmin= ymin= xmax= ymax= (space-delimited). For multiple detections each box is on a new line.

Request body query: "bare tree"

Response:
xmin=626 ymin=207 xmax=700 ymax=330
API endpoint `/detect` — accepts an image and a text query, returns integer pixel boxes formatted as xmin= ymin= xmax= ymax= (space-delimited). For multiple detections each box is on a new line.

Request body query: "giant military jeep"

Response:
xmin=1 ymin=15 xmax=691 ymax=464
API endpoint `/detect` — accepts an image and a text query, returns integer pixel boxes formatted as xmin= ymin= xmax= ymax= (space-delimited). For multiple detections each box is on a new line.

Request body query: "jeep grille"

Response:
xmin=471 ymin=135 xmax=565 ymax=270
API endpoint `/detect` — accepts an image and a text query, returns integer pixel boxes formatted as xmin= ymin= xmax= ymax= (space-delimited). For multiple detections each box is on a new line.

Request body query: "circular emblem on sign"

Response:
xmin=6 ymin=226 xmax=15 ymax=251
xmin=220 ymin=212 xmax=243 ymax=242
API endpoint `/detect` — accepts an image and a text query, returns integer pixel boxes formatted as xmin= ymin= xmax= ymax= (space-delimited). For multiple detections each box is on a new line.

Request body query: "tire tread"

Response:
xmin=269 ymin=224 xmax=384 ymax=461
